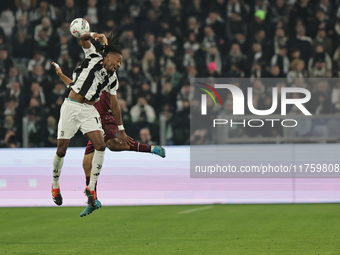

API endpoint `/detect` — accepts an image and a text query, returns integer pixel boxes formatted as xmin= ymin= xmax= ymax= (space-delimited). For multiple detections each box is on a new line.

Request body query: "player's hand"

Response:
xmin=125 ymin=135 xmax=134 ymax=146
xmin=51 ymin=62 xmax=63 ymax=76
xmin=93 ymin=33 xmax=108 ymax=45
xmin=118 ymin=130 xmax=134 ymax=146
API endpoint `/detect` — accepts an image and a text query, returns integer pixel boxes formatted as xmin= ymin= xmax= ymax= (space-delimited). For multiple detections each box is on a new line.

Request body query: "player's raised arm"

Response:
xmin=80 ymin=32 xmax=96 ymax=49
xmin=80 ymin=32 xmax=108 ymax=49
xmin=51 ymin=62 xmax=72 ymax=86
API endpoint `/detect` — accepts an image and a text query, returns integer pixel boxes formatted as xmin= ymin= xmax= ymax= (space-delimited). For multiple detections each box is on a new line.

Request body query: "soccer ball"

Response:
xmin=70 ymin=18 xmax=90 ymax=38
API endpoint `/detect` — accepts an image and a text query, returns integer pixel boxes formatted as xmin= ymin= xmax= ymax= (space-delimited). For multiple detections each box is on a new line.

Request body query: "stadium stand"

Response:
xmin=1 ymin=0 xmax=340 ymax=147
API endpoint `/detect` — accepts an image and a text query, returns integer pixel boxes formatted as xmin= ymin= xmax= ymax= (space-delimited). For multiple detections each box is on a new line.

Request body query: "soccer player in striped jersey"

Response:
xmin=52 ymin=47 xmax=165 ymax=217
xmin=52 ymin=31 xmax=133 ymax=208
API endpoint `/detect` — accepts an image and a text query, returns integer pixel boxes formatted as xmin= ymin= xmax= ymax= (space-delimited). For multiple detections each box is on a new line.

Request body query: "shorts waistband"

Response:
xmin=67 ymin=97 xmax=79 ymax=103
xmin=65 ymin=97 xmax=94 ymax=108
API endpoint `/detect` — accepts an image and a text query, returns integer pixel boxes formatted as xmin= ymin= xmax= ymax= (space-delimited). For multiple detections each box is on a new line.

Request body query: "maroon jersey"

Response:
xmin=85 ymin=91 xmax=118 ymax=155
xmin=94 ymin=91 xmax=115 ymax=124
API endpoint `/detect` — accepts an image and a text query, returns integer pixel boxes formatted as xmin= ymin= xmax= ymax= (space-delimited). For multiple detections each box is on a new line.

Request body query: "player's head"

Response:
xmin=98 ymin=31 xmax=123 ymax=73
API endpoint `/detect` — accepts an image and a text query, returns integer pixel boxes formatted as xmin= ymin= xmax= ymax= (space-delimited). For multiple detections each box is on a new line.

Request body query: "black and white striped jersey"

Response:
xmin=69 ymin=44 xmax=119 ymax=102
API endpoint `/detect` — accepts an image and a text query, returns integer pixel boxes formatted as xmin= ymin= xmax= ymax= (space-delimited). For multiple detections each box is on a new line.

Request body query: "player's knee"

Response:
xmin=57 ymin=140 xmax=69 ymax=158
xmin=94 ymin=142 xmax=106 ymax=151
xmin=56 ymin=149 xmax=66 ymax=158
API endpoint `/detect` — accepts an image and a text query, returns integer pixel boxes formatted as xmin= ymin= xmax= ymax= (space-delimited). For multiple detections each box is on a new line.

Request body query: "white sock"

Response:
xmin=151 ymin=145 xmax=154 ymax=152
xmin=52 ymin=154 xmax=64 ymax=189
xmin=88 ymin=150 xmax=105 ymax=191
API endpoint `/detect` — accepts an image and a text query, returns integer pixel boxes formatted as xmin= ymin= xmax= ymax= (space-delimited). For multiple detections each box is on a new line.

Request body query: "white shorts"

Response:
xmin=57 ymin=98 xmax=104 ymax=139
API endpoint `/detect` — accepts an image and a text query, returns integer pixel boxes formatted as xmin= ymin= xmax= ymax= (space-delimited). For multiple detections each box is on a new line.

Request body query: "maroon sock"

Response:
xmin=130 ymin=142 xmax=151 ymax=153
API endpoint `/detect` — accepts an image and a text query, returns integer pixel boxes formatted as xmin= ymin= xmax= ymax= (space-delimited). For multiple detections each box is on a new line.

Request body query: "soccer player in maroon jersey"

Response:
xmin=52 ymin=59 xmax=165 ymax=217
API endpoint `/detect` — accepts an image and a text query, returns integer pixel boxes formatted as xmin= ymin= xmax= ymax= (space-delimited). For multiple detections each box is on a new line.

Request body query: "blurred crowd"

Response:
xmin=2 ymin=0 xmax=340 ymax=147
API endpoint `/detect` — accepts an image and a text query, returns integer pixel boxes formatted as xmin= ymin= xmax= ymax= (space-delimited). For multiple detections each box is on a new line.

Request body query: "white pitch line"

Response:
xmin=178 ymin=205 xmax=214 ymax=214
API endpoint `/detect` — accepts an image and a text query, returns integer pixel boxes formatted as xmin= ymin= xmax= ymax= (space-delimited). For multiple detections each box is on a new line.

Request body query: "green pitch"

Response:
xmin=1 ymin=204 xmax=339 ymax=254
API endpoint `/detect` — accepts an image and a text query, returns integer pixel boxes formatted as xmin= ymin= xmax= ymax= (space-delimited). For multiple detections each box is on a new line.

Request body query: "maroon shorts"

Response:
xmin=85 ymin=115 xmax=117 ymax=155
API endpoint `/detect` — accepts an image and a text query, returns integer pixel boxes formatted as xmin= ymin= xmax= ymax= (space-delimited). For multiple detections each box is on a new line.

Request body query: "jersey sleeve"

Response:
xmin=82 ymin=43 xmax=97 ymax=58
xmin=107 ymin=78 xmax=119 ymax=95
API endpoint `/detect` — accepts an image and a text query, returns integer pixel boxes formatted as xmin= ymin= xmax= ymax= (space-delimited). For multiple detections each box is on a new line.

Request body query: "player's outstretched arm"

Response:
xmin=51 ymin=62 xmax=72 ymax=86
xmin=80 ymin=32 xmax=108 ymax=49
xmin=109 ymin=93 xmax=134 ymax=146
xmin=80 ymin=32 xmax=95 ymax=49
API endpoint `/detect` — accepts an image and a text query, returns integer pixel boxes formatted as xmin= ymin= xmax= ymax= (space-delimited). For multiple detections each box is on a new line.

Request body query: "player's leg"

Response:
xmin=82 ymin=144 xmax=100 ymax=196
xmin=52 ymin=99 xmax=81 ymax=206
xmin=80 ymin=105 xmax=106 ymax=207
xmin=81 ymin=129 xmax=104 ymax=187
xmin=128 ymin=140 xmax=165 ymax=158
xmin=83 ymin=150 xmax=93 ymax=187
xmin=84 ymin=130 xmax=106 ymax=207
xmin=106 ymin=138 xmax=129 ymax=151
xmin=80 ymin=147 xmax=102 ymax=217
xmin=106 ymin=138 xmax=163 ymax=157
xmin=103 ymin=121 xmax=165 ymax=157
xmin=51 ymin=139 xmax=70 ymax=205
xmin=80 ymin=115 xmax=111 ymax=214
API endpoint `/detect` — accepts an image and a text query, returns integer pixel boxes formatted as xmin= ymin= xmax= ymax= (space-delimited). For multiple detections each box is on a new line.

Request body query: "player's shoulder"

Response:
xmin=83 ymin=44 xmax=102 ymax=59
